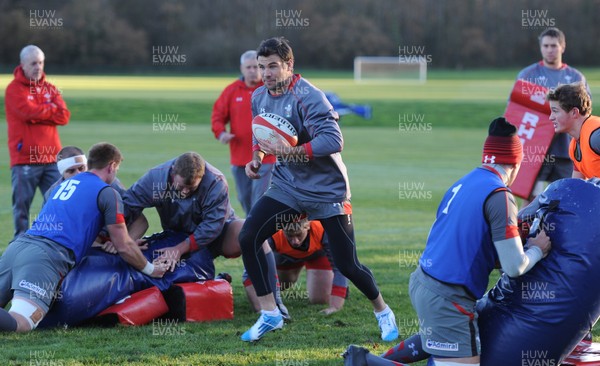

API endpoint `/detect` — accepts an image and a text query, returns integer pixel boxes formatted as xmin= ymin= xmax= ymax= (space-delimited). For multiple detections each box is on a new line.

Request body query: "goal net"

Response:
xmin=354 ymin=56 xmax=427 ymax=83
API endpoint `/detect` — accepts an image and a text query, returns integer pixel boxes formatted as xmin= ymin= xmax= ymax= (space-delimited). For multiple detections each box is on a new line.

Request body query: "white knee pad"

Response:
xmin=9 ymin=298 xmax=44 ymax=330
xmin=434 ymin=361 xmax=479 ymax=366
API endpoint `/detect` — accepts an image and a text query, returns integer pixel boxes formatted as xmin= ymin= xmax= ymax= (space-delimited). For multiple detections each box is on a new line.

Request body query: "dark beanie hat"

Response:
xmin=482 ymin=117 xmax=523 ymax=165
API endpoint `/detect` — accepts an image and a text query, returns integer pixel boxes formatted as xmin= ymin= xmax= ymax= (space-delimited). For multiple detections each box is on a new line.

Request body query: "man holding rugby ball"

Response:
xmin=239 ymin=36 xmax=398 ymax=342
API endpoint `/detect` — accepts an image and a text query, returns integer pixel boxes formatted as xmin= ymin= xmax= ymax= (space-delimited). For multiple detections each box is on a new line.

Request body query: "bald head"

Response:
xmin=240 ymin=50 xmax=257 ymax=65
xmin=20 ymin=45 xmax=45 ymax=81
xmin=20 ymin=45 xmax=44 ymax=63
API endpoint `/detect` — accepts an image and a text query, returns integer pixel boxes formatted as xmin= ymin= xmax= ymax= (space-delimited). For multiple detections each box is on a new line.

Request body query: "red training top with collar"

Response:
xmin=5 ymin=65 xmax=70 ymax=167
xmin=211 ymin=78 xmax=275 ymax=166
xmin=272 ymin=221 xmax=325 ymax=259
xmin=569 ymin=116 xmax=600 ymax=179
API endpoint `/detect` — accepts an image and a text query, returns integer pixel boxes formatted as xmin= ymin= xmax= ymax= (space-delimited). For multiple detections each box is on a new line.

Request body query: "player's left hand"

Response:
xmin=153 ymin=246 xmax=182 ymax=272
xmin=259 ymin=137 xmax=290 ymax=156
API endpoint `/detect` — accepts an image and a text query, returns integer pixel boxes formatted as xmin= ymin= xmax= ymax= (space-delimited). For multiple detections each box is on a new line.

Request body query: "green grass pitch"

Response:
xmin=0 ymin=70 xmax=599 ymax=365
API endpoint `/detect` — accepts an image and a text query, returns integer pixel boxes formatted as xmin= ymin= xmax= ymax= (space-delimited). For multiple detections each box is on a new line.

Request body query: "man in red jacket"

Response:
xmin=211 ymin=50 xmax=275 ymax=216
xmin=5 ymin=45 xmax=70 ymax=238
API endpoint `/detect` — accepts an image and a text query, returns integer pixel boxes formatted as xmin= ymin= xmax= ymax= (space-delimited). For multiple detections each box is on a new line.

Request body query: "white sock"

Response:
xmin=262 ymin=307 xmax=280 ymax=317
xmin=434 ymin=360 xmax=479 ymax=366
xmin=374 ymin=305 xmax=391 ymax=316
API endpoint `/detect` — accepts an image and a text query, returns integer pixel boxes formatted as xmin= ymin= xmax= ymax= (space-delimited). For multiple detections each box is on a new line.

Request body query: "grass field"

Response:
xmin=0 ymin=70 xmax=599 ymax=365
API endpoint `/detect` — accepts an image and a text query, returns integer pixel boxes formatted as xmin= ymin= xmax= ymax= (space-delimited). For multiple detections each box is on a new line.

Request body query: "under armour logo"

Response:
xmin=483 ymin=155 xmax=496 ymax=164
xmin=408 ymin=342 xmax=418 ymax=356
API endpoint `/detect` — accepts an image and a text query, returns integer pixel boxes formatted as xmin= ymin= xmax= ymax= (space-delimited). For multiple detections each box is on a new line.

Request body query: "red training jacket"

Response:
xmin=5 ymin=65 xmax=70 ymax=167
xmin=211 ymin=78 xmax=275 ymax=166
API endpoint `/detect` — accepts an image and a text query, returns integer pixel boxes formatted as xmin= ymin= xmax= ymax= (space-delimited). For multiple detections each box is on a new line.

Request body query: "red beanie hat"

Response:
xmin=482 ymin=117 xmax=523 ymax=165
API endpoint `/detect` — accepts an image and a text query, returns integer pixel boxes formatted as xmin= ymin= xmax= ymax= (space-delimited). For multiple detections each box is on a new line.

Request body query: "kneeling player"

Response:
xmin=244 ymin=219 xmax=348 ymax=315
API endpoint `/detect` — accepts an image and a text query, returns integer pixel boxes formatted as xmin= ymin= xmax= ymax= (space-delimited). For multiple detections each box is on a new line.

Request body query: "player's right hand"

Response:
xmin=135 ymin=238 xmax=149 ymax=250
xmin=528 ymin=230 xmax=552 ymax=258
xmin=245 ymin=159 xmax=262 ymax=179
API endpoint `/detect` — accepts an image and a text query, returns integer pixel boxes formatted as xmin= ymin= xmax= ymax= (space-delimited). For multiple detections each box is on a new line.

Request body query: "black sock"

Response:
xmin=380 ymin=334 xmax=429 ymax=363
xmin=0 ymin=308 xmax=17 ymax=331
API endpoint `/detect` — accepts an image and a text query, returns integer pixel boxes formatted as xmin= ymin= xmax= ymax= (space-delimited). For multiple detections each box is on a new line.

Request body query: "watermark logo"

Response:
xmin=275 ymin=350 xmax=310 ymax=366
xmin=151 ymin=182 xmax=187 ymax=202
xmin=275 ymin=9 xmax=310 ymax=28
xmin=398 ymin=45 xmax=432 ymax=64
xmin=29 ymin=9 xmax=63 ymax=29
xmin=152 ymin=249 xmax=187 ymax=269
xmin=275 ymin=145 xmax=310 ymax=166
xmin=29 ymin=78 xmax=62 ymax=96
xmin=152 ymin=113 xmax=187 ymax=133
xmin=399 ymin=113 xmax=432 ymax=133
xmin=152 ymin=318 xmax=186 ymax=336
xmin=23 ymin=280 xmax=63 ymax=302
xmin=398 ymin=317 xmax=432 ymax=338
xmin=30 ymin=350 xmax=64 ymax=365
xmin=521 ymin=349 xmax=556 ymax=366
xmin=281 ymin=281 xmax=308 ymax=301
xmin=275 ymin=213 xmax=306 ymax=232
xmin=152 ymin=45 xmax=187 ymax=66
xmin=29 ymin=145 xmax=59 ymax=164
xmin=522 ymin=145 xmax=555 ymax=166
xmin=399 ymin=250 xmax=431 ymax=269
xmin=30 ymin=213 xmax=64 ymax=233
xmin=399 ymin=181 xmax=432 ymax=200
xmin=521 ymin=281 xmax=556 ymax=303
xmin=277 ymin=84 xmax=311 ymax=96
xmin=520 ymin=77 xmax=551 ymax=96
xmin=521 ymin=9 xmax=555 ymax=29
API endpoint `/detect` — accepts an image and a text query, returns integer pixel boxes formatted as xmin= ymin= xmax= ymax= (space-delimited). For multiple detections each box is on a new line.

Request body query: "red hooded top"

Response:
xmin=5 ymin=65 xmax=70 ymax=167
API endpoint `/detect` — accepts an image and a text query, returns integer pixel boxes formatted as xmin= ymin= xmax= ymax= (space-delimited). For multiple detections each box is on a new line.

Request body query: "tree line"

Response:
xmin=1 ymin=0 xmax=598 ymax=73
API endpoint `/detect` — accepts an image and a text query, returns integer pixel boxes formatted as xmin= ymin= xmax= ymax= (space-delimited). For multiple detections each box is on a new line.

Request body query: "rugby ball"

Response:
xmin=252 ymin=113 xmax=298 ymax=147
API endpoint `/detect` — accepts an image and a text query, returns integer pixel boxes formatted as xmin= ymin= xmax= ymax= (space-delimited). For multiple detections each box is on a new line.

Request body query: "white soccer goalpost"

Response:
xmin=354 ymin=56 xmax=427 ymax=83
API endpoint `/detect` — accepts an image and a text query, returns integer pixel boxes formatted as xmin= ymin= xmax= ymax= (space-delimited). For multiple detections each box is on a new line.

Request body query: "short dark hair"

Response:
xmin=257 ymin=37 xmax=294 ymax=63
xmin=539 ymin=27 xmax=565 ymax=48
xmin=547 ymin=82 xmax=592 ymax=116
xmin=57 ymin=146 xmax=84 ymax=161
xmin=87 ymin=142 xmax=122 ymax=170
xmin=172 ymin=152 xmax=205 ymax=184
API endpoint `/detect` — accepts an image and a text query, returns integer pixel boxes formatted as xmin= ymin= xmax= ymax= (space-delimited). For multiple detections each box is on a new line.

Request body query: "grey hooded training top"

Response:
xmin=123 ymin=158 xmax=236 ymax=250
xmin=251 ymin=74 xmax=350 ymax=203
